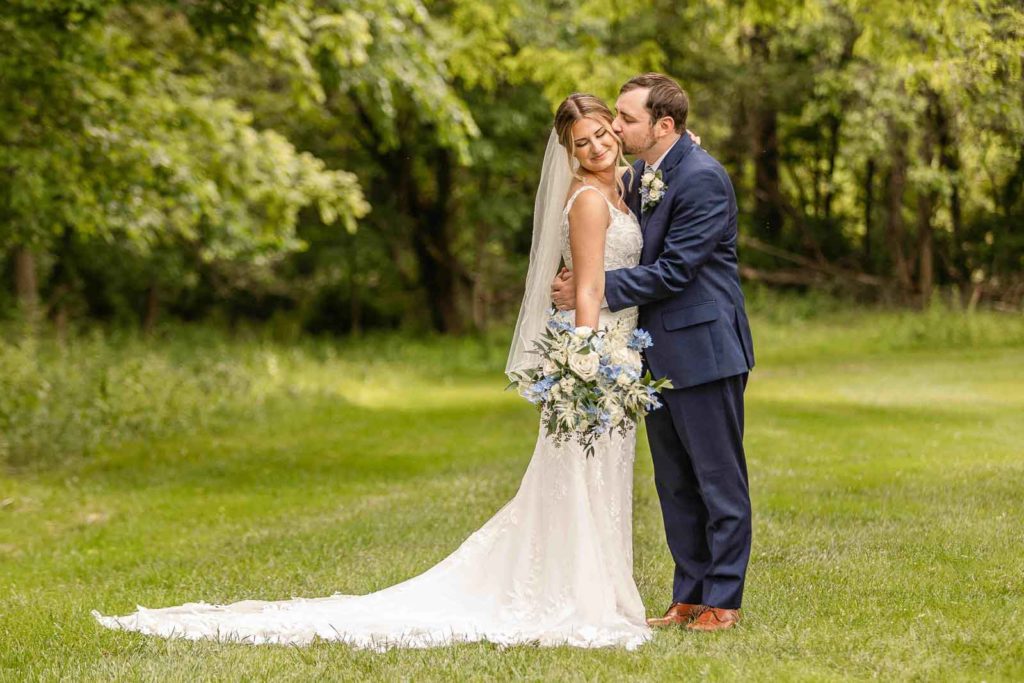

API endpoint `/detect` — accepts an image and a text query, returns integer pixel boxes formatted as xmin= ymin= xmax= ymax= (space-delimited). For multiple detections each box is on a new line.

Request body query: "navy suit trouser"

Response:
xmin=643 ymin=372 xmax=751 ymax=609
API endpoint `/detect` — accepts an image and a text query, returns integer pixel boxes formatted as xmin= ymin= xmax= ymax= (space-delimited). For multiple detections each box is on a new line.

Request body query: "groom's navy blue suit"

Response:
xmin=605 ymin=134 xmax=755 ymax=609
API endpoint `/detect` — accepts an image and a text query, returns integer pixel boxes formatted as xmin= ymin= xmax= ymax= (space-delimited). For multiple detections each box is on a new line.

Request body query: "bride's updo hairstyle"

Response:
xmin=553 ymin=93 xmax=632 ymax=198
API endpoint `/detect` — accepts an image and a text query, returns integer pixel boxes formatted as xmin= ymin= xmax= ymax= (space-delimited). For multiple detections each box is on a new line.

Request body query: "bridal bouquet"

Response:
xmin=508 ymin=309 xmax=673 ymax=457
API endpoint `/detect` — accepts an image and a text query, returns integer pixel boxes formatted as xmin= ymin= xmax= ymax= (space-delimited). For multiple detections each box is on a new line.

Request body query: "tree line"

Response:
xmin=2 ymin=0 xmax=1021 ymax=337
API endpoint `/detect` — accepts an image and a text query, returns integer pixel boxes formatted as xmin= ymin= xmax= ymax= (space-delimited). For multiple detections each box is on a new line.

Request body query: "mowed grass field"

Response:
xmin=2 ymin=308 xmax=1023 ymax=681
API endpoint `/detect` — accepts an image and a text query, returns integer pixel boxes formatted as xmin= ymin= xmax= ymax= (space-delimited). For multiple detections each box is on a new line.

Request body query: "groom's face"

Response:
xmin=613 ymin=88 xmax=657 ymax=156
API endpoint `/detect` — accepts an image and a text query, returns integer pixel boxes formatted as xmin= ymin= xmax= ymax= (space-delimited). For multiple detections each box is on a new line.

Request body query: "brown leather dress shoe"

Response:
xmin=686 ymin=607 xmax=741 ymax=632
xmin=646 ymin=602 xmax=705 ymax=628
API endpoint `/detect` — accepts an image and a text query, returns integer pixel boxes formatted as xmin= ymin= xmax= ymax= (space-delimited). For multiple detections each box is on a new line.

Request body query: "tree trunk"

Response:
xmin=12 ymin=245 xmax=39 ymax=324
xmin=722 ymin=93 xmax=748 ymax=188
xmin=884 ymin=121 xmax=913 ymax=295
xmin=415 ymin=147 xmax=461 ymax=334
xmin=471 ymin=217 xmax=490 ymax=333
xmin=935 ymin=100 xmax=964 ymax=283
xmin=53 ymin=300 xmax=69 ymax=342
xmin=1001 ymin=147 xmax=1024 ymax=218
xmin=142 ymin=281 xmax=160 ymax=335
xmin=354 ymin=102 xmax=463 ymax=334
xmin=823 ymin=114 xmax=842 ymax=221
xmin=916 ymin=196 xmax=934 ymax=307
xmin=48 ymin=226 xmax=75 ymax=342
xmin=752 ymin=103 xmax=782 ymax=239
xmin=748 ymin=26 xmax=783 ymax=239
xmin=348 ymin=234 xmax=361 ymax=337
xmin=388 ymin=141 xmax=463 ymax=334
xmin=863 ymin=158 xmax=875 ymax=269
xmin=916 ymin=92 xmax=942 ymax=308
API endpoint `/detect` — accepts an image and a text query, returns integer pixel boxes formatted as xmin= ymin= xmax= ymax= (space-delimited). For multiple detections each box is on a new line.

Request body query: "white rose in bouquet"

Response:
xmin=611 ymin=346 xmax=643 ymax=372
xmin=509 ymin=317 xmax=672 ymax=459
xmin=568 ymin=350 xmax=600 ymax=381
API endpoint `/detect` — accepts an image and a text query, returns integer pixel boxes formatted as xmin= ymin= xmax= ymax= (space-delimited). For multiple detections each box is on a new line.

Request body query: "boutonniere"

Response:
xmin=640 ymin=167 xmax=666 ymax=212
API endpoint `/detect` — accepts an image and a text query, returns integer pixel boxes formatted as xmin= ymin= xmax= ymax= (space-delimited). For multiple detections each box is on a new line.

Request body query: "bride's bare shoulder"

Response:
xmin=565 ymin=186 xmax=609 ymax=231
xmin=564 ymin=180 xmax=586 ymax=205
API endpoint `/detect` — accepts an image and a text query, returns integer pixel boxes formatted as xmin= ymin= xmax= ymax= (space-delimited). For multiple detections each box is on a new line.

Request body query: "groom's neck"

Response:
xmin=640 ymin=133 xmax=682 ymax=165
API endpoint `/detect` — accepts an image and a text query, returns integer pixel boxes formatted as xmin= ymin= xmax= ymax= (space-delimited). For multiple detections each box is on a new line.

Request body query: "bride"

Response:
xmin=94 ymin=93 xmax=652 ymax=651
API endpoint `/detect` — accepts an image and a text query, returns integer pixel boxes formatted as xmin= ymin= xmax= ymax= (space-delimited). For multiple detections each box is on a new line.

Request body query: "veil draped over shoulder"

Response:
xmin=505 ymin=129 xmax=573 ymax=378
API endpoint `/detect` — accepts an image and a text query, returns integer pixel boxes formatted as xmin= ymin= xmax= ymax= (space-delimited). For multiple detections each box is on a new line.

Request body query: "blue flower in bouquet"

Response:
xmin=644 ymin=384 xmax=663 ymax=409
xmin=628 ymin=329 xmax=654 ymax=351
xmin=525 ymin=375 xmax=558 ymax=404
xmin=593 ymin=410 xmax=612 ymax=435
xmin=545 ymin=307 xmax=575 ymax=333
xmin=509 ymin=316 xmax=673 ymax=458
xmin=546 ymin=317 xmax=572 ymax=333
xmin=599 ymin=363 xmax=623 ymax=381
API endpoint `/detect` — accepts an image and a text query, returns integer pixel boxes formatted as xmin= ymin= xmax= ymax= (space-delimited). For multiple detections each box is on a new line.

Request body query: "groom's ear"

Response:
xmin=655 ymin=115 xmax=677 ymax=137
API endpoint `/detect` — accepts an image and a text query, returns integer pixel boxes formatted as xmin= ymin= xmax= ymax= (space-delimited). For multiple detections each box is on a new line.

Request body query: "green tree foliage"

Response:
xmin=0 ymin=0 xmax=367 ymax=330
xmin=1 ymin=0 xmax=1021 ymax=336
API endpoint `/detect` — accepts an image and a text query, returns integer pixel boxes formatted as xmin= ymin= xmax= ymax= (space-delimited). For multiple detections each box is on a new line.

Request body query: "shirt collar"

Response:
xmin=645 ymin=142 xmax=674 ymax=173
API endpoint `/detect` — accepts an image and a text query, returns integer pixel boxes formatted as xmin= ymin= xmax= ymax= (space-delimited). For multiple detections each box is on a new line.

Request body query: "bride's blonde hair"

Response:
xmin=553 ymin=93 xmax=632 ymax=200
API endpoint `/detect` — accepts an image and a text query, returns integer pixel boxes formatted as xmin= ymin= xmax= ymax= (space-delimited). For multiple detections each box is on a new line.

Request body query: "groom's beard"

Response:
xmin=624 ymin=134 xmax=657 ymax=157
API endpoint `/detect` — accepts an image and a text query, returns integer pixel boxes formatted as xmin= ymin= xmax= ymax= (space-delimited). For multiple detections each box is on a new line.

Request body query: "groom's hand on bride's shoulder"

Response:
xmin=551 ymin=268 xmax=576 ymax=311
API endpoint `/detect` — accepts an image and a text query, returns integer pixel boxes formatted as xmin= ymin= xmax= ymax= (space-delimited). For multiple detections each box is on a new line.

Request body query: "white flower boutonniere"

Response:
xmin=640 ymin=167 xmax=666 ymax=213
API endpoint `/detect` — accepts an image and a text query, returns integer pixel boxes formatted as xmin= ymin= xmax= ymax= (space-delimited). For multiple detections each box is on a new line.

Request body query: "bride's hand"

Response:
xmin=551 ymin=268 xmax=576 ymax=311
xmin=687 ymin=129 xmax=701 ymax=146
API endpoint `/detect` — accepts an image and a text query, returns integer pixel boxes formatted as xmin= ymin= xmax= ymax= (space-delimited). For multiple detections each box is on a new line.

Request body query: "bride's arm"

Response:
xmin=566 ymin=191 xmax=609 ymax=329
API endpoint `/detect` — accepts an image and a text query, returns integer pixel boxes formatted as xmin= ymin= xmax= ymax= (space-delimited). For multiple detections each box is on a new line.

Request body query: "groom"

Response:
xmin=552 ymin=73 xmax=755 ymax=632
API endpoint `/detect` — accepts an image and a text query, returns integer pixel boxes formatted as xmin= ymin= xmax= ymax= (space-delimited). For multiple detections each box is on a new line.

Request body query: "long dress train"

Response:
xmin=94 ymin=185 xmax=650 ymax=650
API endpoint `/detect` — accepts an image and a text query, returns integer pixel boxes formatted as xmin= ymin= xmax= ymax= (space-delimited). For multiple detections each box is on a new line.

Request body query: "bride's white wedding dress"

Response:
xmin=93 ymin=185 xmax=650 ymax=651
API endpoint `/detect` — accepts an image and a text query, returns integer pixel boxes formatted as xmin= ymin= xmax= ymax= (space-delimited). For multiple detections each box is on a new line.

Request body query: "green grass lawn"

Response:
xmin=2 ymin=310 xmax=1023 ymax=681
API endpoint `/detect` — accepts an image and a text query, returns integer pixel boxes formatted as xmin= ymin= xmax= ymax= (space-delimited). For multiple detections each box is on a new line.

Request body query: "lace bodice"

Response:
xmin=560 ymin=185 xmax=642 ymax=327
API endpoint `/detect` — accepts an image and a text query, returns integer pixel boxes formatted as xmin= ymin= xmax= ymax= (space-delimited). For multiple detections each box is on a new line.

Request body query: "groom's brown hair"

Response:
xmin=620 ymin=73 xmax=688 ymax=133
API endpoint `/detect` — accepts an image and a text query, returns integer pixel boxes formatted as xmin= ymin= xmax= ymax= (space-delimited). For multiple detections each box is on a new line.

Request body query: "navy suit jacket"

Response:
xmin=606 ymin=135 xmax=755 ymax=389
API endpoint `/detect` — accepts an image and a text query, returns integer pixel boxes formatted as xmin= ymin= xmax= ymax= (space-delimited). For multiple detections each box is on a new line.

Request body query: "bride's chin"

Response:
xmin=582 ymin=158 xmax=615 ymax=174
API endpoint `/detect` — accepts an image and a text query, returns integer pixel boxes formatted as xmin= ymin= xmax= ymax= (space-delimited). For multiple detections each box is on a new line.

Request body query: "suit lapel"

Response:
xmin=658 ymin=134 xmax=694 ymax=176
xmin=641 ymin=194 xmax=656 ymax=232
xmin=640 ymin=135 xmax=696 ymax=235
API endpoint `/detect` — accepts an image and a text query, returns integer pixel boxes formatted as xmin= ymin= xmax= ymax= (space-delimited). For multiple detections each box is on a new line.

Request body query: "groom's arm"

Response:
xmin=605 ymin=168 xmax=731 ymax=312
